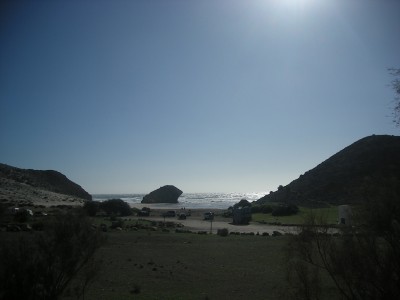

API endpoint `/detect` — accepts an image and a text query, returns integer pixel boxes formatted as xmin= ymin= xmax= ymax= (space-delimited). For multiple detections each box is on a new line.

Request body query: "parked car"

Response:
xmin=203 ymin=212 xmax=214 ymax=220
xmin=162 ymin=210 xmax=176 ymax=217
xmin=177 ymin=213 xmax=186 ymax=220
xmin=138 ymin=208 xmax=150 ymax=216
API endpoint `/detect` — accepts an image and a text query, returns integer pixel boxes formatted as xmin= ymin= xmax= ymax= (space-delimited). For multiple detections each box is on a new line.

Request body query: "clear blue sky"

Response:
xmin=1 ymin=0 xmax=399 ymax=194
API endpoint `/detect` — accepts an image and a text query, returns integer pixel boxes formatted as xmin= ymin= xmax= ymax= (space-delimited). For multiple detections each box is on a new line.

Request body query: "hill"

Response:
xmin=256 ymin=135 xmax=400 ymax=207
xmin=0 ymin=163 xmax=91 ymax=206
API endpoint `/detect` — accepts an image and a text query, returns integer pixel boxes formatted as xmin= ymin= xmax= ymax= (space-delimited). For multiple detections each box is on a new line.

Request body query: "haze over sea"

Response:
xmin=92 ymin=192 xmax=266 ymax=210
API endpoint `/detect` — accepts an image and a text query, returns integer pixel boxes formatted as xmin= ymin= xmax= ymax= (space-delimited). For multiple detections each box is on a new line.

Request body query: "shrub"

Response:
xmin=131 ymin=207 xmax=141 ymax=215
xmin=31 ymin=221 xmax=44 ymax=231
xmin=0 ymin=211 xmax=104 ymax=300
xmin=0 ymin=203 xmax=6 ymax=217
xmin=83 ymin=200 xmax=99 ymax=216
xmin=233 ymin=199 xmax=252 ymax=209
xmin=217 ymin=228 xmax=229 ymax=237
xmin=111 ymin=218 xmax=124 ymax=229
xmin=13 ymin=209 xmax=30 ymax=222
xmin=286 ymin=195 xmax=400 ymax=300
xmin=99 ymin=199 xmax=132 ymax=216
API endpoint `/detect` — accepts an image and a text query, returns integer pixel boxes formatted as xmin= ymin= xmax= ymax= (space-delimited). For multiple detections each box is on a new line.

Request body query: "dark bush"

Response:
xmin=233 ymin=199 xmax=252 ymax=209
xmin=83 ymin=200 xmax=99 ymax=216
xmin=31 ymin=221 xmax=44 ymax=231
xmin=111 ymin=218 xmax=124 ymax=229
xmin=0 ymin=203 xmax=6 ymax=217
xmin=0 ymin=211 xmax=104 ymax=300
xmin=99 ymin=199 xmax=132 ymax=216
xmin=13 ymin=209 xmax=30 ymax=222
xmin=131 ymin=207 xmax=141 ymax=215
xmin=217 ymin=228 xmax=229 ymax=237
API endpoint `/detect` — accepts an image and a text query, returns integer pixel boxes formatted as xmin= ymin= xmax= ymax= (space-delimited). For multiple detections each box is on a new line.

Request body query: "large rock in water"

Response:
xmin=141 ymin=185 xmax=183 ymax=204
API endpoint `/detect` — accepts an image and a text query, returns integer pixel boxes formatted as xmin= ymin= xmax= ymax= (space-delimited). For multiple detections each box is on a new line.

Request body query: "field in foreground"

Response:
xmin=65 ymin=231 xmax=290 ymax=300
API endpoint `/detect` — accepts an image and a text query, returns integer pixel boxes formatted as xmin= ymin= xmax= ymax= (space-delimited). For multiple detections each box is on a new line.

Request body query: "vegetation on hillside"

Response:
xmin=257 ymin=135 xmax=400 ymax=207
xmin=0 ymin=163 xmax=92 ymax=200
xmin=389 ymin=67 xmax=400 ymax=126
xmin=83 ymin=199 xmax=132 ymax=217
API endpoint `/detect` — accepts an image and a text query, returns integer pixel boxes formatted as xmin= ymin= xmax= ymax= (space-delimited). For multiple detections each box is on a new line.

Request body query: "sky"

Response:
xmin=1 ymin=0 xmax=399 ymax=194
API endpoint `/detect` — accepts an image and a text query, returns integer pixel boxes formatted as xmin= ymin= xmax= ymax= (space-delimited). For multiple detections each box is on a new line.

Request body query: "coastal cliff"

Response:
xmin=0 ymin=163 xmax=92 ymax=206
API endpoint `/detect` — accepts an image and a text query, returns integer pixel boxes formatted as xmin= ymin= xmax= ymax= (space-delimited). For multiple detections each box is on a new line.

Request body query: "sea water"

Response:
xmin=92 ymin=192 xmax=266 ymax=210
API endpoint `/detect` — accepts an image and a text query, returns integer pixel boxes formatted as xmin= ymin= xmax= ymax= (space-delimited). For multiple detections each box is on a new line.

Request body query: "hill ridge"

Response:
xmin=256 ymin=135 xmax=400 ymax=207
xmin=0 ymin=163 xmax=91 ymax=201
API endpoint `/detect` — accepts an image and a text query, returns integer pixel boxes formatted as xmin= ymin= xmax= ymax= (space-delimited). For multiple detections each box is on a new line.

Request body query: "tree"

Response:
xmin=99 ymin=199 xmax=132 ymax=216
xmin=83 ymin=200 xmax=99 ymax=216
xmin=233 ymin=198 xmax=252 ymax=209
xmin=389 ymin=68 xmax=400 ymax=126
xmin=0 ymin=210 xmax=104 ymax=299
xmin=286 ymin=193 xmax=400 ymax=300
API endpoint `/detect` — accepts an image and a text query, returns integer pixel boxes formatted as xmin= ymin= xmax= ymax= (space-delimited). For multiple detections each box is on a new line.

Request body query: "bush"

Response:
xmin=286 ymin=195 xmax=400 ymax=300
xmin=111 ymin=218 xmax=124 ymax=229
xmin=99 ymin=199 xmax=132 ymax=216
xmin=131 ymin=207 xmax=141 ymax=215
xmin=233 ymin=199 xmax=252 ymax=209
xmin=0 ymin=203 xmax=6 ymax=217
xmin=13 ymin=209 xmax=30 ymax=222
xmin=83 ymin=200 xmax=99 ymax=216
xmin=31 ymin=221 xmax=44 ymax=231
xmin=217 ymin=228 xmax=229 ymax=237
xmin=0 ymin=211 xmax=104 ymax=300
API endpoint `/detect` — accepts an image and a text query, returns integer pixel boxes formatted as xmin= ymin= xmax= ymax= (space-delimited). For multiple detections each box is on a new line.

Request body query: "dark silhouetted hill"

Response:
xmin=0 ymin=163 xmax=91 ymax=201
xmin=256 ymin=135 xmax=400 ymax=207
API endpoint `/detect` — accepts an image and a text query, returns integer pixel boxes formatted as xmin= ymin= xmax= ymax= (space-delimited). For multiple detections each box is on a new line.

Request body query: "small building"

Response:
xmin=232 ymin=206 xmax=251 ymax=225
xmin=338 ymin=205 xmax=352 ymax=226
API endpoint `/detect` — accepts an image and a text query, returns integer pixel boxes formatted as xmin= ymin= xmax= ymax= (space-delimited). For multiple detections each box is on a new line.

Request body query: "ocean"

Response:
xmin=92 ymin=192 xmax=266 ymax=210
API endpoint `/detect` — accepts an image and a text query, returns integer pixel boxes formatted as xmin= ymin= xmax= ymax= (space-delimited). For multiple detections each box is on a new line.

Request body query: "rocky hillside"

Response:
xmin=256 ymin=135 xmax=400 ymax=207
xmin=0 ymin=163 xmax=92 ymax=203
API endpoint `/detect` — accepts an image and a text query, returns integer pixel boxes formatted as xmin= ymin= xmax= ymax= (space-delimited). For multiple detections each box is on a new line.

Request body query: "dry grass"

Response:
xmin=64 ymin=231 xmax=290 ymax=300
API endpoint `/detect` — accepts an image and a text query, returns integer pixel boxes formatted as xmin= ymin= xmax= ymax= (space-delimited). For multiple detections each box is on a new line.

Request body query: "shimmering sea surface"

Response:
xmin=92 ymin=192 xmax=266 ymax=210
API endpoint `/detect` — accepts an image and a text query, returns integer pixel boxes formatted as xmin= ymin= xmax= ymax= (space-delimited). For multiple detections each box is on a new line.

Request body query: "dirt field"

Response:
xmin=65 ymin=231 xmax=290 ymax=300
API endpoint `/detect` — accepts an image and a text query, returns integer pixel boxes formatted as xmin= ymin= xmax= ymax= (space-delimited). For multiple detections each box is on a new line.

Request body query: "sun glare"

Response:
xmin=273 ymin=0 xmax=317 ymax=11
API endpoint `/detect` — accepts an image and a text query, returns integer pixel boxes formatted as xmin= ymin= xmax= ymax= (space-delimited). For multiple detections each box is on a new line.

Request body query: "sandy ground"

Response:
xmin=134 ymin=208 xmax=298 ymax=235
xmin=0 ymin=178 xmax=84 ymax=208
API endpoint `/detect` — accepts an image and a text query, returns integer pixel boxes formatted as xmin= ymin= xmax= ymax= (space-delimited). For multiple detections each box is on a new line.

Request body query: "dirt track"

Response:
xmin=142 ymin=210 xmax=297 ymax=235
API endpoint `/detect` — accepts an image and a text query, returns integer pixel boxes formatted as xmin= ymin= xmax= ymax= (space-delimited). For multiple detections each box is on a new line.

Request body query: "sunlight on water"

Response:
xmin=92 ymin=192 xmax=266 ymax=209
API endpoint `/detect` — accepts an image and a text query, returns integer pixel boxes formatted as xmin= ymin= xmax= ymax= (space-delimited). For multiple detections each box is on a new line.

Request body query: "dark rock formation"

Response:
xmin=256 ymin=135 xmax=400 ymax=207
xmin=0 ymin=163 xmax=92 ymax=200
xmin=142 ymin=185 xmax=183 ymax=204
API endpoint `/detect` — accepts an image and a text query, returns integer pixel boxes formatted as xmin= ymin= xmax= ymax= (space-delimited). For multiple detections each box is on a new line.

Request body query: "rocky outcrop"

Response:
xmin=0 ymin=163 xmax=92 ymax=201
xmin=141 ymin=185 xmax=183 ymax=204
